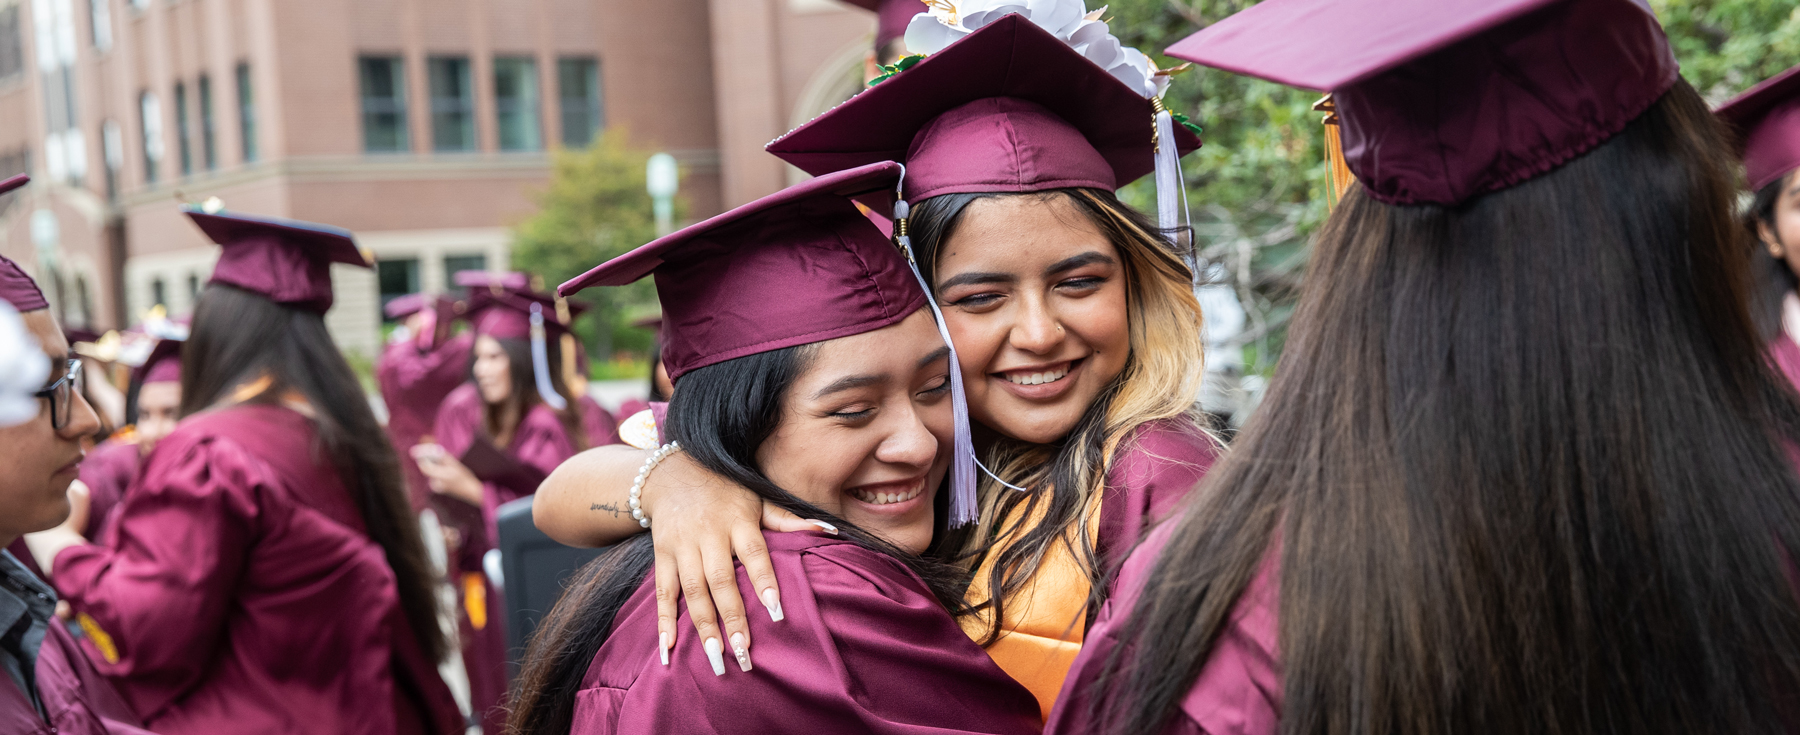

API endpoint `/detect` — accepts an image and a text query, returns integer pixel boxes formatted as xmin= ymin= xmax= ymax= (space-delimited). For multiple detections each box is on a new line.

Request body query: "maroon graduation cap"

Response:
xmin=0 ymin=176 xmax=45 ymax=313
xmin=559 ymin=160 xmax=993 ymax=525
xmin=140 ymin=338 xmax=183 ymax=384
xmin=468 ymin=287 xmax=587 ymax=342
xmin=1717 ymin=63 xmax=1800 ymax=193
xmin=559 ymin=162 xmax=922 ymax=381
xmin=186 ymin=207 xmax=370 ymax=312
xmin=1165 ymin=0 xmax=1677 ymax=206
xmin=767 ymin=14 xmax=1200 ymax=216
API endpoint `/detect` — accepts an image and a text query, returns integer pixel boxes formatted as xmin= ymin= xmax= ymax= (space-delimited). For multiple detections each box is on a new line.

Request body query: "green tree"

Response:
xmin=1103 ymin=0 xmax=1800 ymax=386
xmin=510 ymin=128 xmax=683 ymax=361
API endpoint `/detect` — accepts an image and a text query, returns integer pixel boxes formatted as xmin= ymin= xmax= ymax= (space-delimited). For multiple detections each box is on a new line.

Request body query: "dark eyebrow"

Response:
xmin=1044 ymin=251 xmax=1116 ymax=277
xmin=813 ymin=374 xmax=884 ymax=400
xmin=917 ymin=345 xmax=950 ymax=369
xmin=935 ymin=271 xmax=1013 ymax=291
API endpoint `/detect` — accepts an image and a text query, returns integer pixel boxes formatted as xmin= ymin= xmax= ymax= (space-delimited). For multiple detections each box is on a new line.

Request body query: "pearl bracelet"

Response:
xmin=629 ymin=441 xmax=680 ymax=528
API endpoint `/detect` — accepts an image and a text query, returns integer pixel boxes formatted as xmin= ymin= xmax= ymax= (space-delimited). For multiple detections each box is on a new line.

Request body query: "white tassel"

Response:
xmin=1154 ymin=107 xmax=1201 ymax=300
xmin=892 ymin=171 xmax=992 ymax=527
xmin=529 ymin=303 xmax=568 ymax=411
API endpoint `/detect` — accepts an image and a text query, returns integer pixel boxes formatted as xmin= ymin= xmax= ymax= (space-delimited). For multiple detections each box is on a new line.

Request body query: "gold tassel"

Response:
xmin=554 ymin=295 xmax=588 ymax=398
xmin=1315 ymin=95 xmax=1355 ymax=210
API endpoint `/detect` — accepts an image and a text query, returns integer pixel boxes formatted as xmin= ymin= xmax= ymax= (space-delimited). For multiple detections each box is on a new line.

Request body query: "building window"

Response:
xmin=174 ymin=82 xmax=191 ymax=176
xmin=0 ymin=7 xmax=21 ymax=81
xmin=236 ymin=63 xmax=256 ymax=162
xmin=186 ymin=272 xmax=200 ymax=303
xmin=101 ymin=120 xmax=121 ymax=200
xmin=150 ymin=276 xmax=166 ymax=307
xmin=377 ymin=258 xmax=419 ymax=316
xmin=444 ymin=254 xmax=487 ymax=295
xmin=198 ymin=75 xmax=216 ymax=170
xmin=139 ymin=91 xmax=162 ymax=184
xmin=428 ymin=56 xmax=474 ymax=152
xmin=557 ymin=57 xmax=601 ymax=149
xmin=358 ymin=56 xmax=408 ymax=153
xmin=493 ymin=57 xmax=540 ymax=152
xmin=88 ymin=0 xmax=110 ymax=51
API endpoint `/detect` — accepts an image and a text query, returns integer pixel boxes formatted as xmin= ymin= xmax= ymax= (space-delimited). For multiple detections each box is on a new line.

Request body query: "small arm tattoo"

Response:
xmin=591 ymin=502 xmax=626 ymax=516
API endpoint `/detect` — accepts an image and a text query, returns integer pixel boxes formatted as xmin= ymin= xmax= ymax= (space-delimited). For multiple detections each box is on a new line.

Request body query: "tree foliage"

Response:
xmin=510 ymin=129 xmax=683 ymax=359
xmin=1105 ymin=0 xmax=1800 ymax=382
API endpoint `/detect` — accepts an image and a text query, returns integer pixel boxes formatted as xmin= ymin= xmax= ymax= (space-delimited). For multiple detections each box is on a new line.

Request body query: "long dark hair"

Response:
xmin=183 ymin=284 xmax=448 ymax=664
xmin=507 ymin=343 xmax=969 ymax=735
xmin=908 ymin=187 xmax=1209 ymax=641
xmin=1086 ymin=80 xmax=1800 ymax=734
xmin=1748 ymin=172 xmax=1796 ymax=340
xmin=479 ymin=336 xmax=588 ymax=451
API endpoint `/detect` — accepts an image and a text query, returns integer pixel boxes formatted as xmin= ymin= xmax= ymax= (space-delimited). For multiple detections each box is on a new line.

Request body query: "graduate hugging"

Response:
xmin=508 ymin=163 xmax=1040 ymax=735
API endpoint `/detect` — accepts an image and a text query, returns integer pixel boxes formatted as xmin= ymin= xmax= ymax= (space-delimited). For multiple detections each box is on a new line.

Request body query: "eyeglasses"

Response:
xmin=34 ymin=358 xmax=85 ymax=431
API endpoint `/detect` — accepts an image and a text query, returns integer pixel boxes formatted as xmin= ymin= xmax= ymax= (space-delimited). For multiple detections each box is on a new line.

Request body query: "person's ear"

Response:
xmin=1761 ymin=219 xmax=1786 ymax=259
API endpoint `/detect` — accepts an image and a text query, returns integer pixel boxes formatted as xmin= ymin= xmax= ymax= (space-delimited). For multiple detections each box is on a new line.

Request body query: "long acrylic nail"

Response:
xmin=703 ymin=637 xmax=726 ymax=676
xmin=731 ymin=632 xmax=753 ymax=672
xmin=659 ymin=631 xmax=670 ymax=666
xmin=761 ymin=588 xmax=785 ymax=622
xmin=808 ymin=519 xmax=838 ymax=535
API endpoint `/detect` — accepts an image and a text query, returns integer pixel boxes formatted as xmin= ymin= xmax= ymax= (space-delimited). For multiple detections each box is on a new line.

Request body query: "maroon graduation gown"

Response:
xmin=1097 ymin=417 xmax=1220 ymax=572
xmin=432 ymin=382 xmax=582 ymax=734
xmin=574 ymin=530 xmax=1042 ymax=734
xmin=1046 ymin=522 xmax=1283 ymax=735
xmin=0 ymin=608 xmax=154 ymax=735
xmin=50 ymin=404 xmax=463 ymax=735
xmin=76 ymin=438 xmax=139 ymax=546
xmin=578 ymin=395 xmax=621 ymax=448
xmin=377 ymin=332 xmax=474 ymax=511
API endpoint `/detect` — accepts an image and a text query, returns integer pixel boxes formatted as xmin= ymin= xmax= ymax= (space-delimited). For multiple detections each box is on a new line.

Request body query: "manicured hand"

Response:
xmin=640 ymin=451 xmax=828 ymax=674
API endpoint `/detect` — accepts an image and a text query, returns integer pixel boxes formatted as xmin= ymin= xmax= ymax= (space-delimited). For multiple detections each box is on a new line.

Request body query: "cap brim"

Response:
xmin=452 ymin=270 xmax=531 ymax=291
xmin=1717 ymin=63 xmax=1800 ymax=128
xmin=185 ymin=208 xmax=367 ymax=267
xmin=559 ymin=161 xmax=904 ymax=295
xmin=768 ymin=14 xmax=1197 ymax=187
xmin=0 ymin=175 xmax=29 ymax=196
xmin=1164 ymin=0 xmax=1563 ymax=91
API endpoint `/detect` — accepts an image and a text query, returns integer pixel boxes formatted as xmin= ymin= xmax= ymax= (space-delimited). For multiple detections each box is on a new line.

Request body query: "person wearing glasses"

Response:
xmin=22 ymin=206 xmax=463 ymax=735
xmin=0 ymin=196 xmax=152 ymax=732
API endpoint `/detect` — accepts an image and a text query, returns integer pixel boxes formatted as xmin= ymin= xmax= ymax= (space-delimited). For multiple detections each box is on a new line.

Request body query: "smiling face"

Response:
xmin=473 ymin=335 xmax=514 ymax=405
xmin=932 ymin=194 xmax=1131 ymax=445
xmin=755 ymin=309 xmax=953 ymax=553
xmin=0 ymin=310 xmax=101 ymax=544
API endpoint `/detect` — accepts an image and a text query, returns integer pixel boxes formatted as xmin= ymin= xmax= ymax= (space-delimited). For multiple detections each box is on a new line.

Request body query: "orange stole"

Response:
xmin=960 ymin=492 xmax=1104 ymax=720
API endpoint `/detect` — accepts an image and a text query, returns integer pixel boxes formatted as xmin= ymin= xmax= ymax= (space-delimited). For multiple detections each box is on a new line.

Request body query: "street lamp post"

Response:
xmin=646 ymin=153 xmax=679 ymax=237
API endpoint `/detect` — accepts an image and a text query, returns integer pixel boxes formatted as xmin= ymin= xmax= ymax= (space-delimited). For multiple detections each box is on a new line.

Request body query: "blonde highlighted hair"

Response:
xmin=907 ymin=187 xmax=1213 ymax=641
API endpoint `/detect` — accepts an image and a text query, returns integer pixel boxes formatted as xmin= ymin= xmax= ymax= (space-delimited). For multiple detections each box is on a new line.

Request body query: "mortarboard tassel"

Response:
xmin=529 ymin=302 xmax=569 ymax=411
xmin=1315 ymin=95 xmax=1356 ymax=211
xmin=1152 ymin=97 xmax=1201 ymax=304
xmin=892 ymin=195 xmax=980 ymax=527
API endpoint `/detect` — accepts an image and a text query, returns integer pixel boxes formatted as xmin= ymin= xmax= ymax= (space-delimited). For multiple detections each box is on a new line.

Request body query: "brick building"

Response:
xmin=0 ymin=0 xmax=879 ymax=358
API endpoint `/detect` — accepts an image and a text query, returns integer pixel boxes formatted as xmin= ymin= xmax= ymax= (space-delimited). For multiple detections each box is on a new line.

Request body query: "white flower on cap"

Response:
xmin=0 ymin=300 xmax=50 ymax=427
xmin=904 ymin=0 xmax=1166 ymax=98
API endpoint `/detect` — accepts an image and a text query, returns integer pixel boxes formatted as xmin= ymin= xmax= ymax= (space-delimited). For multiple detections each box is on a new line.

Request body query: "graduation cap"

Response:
xmin=1717 ymin=63 xmax=1800 ymax=193
xmin=767 ymin=13 xmax=1200 ymax=217
xmin=0 ymin=177 xmax=45 ymax=313
xmin=1164 ymin=0 xmax=1678 ymax=206
xmin=561 ymin=161 xmax=984 ymax=526
xmin=186 ymin=207 xmax=370 ymax=312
